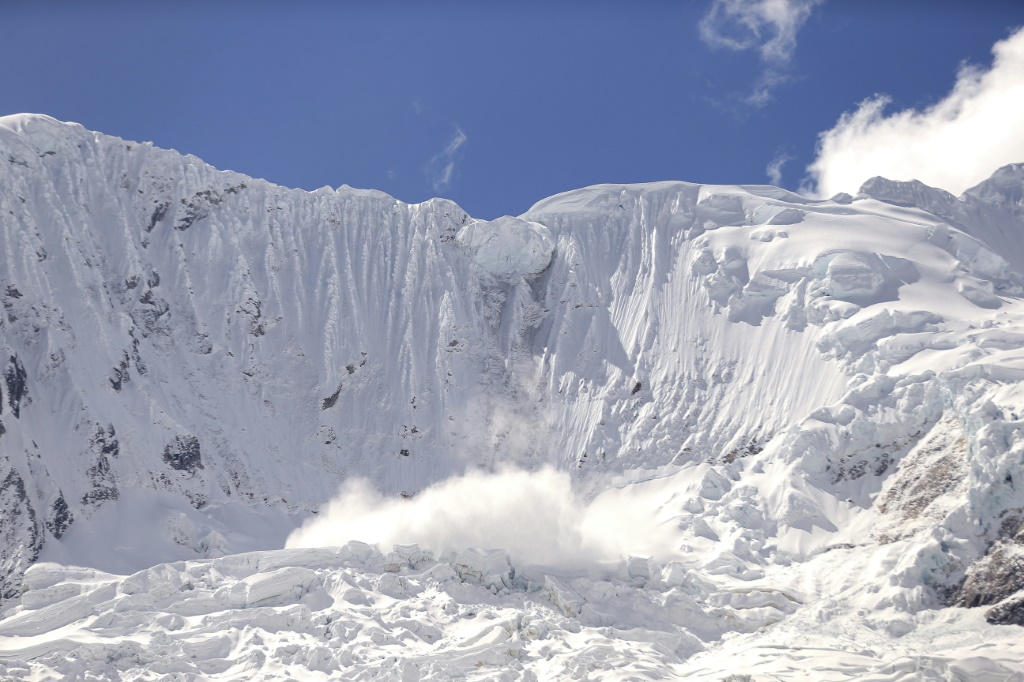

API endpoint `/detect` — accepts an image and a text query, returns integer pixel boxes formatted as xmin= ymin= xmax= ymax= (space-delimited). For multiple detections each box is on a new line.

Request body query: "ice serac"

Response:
xmin=3 ymin=114 xmax=1024 ymax=678
xmin=456 ymin=215 xmax=553 ymax=278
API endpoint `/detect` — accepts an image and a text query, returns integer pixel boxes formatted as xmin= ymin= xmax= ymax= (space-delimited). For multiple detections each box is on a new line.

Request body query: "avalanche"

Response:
xmin=1 ymin=113 xmax=1024 ymax=679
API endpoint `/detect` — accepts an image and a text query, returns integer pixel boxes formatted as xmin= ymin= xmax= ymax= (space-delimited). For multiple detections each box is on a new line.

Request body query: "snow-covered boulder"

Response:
xmin=456 ymin=215 xmax=553 ymax=278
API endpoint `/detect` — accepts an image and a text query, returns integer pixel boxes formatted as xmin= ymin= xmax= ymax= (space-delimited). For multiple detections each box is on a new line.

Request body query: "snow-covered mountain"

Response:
xmin=2 ymin=113 xmax=1024 ymax=679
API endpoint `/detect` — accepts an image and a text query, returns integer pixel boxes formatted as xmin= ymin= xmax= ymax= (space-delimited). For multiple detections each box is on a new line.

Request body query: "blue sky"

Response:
xmin=4 ymin=1 xmax=1024 ymax=218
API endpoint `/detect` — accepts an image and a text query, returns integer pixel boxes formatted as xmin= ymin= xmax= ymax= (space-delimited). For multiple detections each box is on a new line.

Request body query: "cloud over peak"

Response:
xmin=806 ymin=27 xmax=1024 ymax=198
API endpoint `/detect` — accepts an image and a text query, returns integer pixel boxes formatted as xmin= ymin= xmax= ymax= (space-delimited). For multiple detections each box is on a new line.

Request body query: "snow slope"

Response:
xmin=1 ymin=114 xmax=1024 ymax=679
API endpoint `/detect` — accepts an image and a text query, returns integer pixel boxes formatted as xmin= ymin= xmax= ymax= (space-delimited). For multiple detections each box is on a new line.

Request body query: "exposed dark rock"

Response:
xmin=346 ymin=354 xmax=368 ymax=372
xmin=46 ymin=491 xmax=73 ymax=539
xmin=946 ymin=511 xmax=1024 ymax=618
xmin=163 ymin=435 xmax=203 ymax=472
xmin=82 ymin=425 xmax=120 ymax=506
xmin=631 ymin=381 xmax=642 ymax=395
xmin=1001 ymin=512 xmax=1024 ymax=542
xmin=873 ymin=452 xmax=893 ymax=476
xmin=133 ymin=291 xmax=170 ymax=337
xmin=399 ymin=449 xmax=410 ymax=457
xmin=94 ymin=424 xmax=119 ymax=459
xmin=110 ymin=351 xmax=131 ymax=391
xmin=321 ymin=385 xmax=342 ymax=410
xmin=0 ymin=465 xmax=42 ymax=601
xmin=236 ymin=296 xmax=265 ymax=336
xmin=82 ymin=454 xmax=119 ymax=506
xmin=128 ymin=327 xmax=147 ymax=375
xmin=950 ymin=541 xmax=1024 ymax=609
xmin=5 ymin=355 xmax=28 ymax=418
xmin=4 ymin=285 xmax=21 ymax=299
xmin=174 ymin=183 xmax=246 ymax=231
xmin=987 ymin=594 xmax=1024 ymax=626
xmin=875 ymin=416 xmax=965 ymax=527
xmin=722 ymin=439 xmax=765 ymax=464
xmin=831 ymin=440 xmax=910 ymax=485
xmin=175 ymin=203 xmax=206 ymax=232
xmin=186 ymin=491 xmax=208 ymax=509
xmin=878 ymin=453 xmax=962 ymax=515
xmin=146 ymin=201 xmax=169 ymax=232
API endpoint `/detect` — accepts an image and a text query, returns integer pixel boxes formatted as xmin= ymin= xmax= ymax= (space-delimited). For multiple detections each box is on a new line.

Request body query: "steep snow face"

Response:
xmin=3 ymin=115 xmax=1024 ymax=676
xmin=0 ymin=116 xmax=847 ymax=578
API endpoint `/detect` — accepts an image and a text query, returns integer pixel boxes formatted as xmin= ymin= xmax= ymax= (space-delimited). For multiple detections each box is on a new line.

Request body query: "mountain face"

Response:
xmin=2 ymin=114 xmax=1024 ymax=678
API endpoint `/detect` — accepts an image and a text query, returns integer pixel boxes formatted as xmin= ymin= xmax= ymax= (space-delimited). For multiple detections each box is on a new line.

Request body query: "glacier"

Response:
xmin=1 ymin=113 xmax=1024 ymax=679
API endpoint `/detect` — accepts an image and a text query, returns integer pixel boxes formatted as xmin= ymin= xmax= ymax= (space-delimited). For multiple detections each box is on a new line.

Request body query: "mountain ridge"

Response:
xmin=2 ymin=114 xmax=1024 ymax=678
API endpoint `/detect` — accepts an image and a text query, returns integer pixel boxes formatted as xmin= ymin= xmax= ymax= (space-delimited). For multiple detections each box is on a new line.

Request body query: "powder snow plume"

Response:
xmin=286 ymin=466 xmax=677 ymax=568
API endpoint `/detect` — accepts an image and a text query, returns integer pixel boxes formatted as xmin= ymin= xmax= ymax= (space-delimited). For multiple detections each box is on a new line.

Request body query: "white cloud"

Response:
xmin=806 ymin=27 xmax=1024 ymax=198
xmin=427 ymin=126 xmax=467 ymax=193
xmin=700 ymin=0 xmax=823 ymax=106
xmin=766 ymin=150 xmax=792 ymax=186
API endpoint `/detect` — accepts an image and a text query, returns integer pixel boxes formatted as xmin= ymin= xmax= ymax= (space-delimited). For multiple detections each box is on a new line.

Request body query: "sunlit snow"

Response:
xmin=1 ymin=114 xmax=1024 ymax=680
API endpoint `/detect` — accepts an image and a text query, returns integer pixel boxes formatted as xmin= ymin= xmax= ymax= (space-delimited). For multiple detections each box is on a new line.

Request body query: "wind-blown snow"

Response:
xmin=2 ymin=114 xmax=1024 ymax=679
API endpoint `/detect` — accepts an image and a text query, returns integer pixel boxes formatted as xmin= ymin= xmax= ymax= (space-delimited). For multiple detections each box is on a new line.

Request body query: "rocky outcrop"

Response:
xmin=162 ymin=435 xmax=202 ymax=472
xmin=81 ymin=426 xmax=120 ymax=507
xmin=0 ymin=464 xmax=41 ymax=600
xmin=950 ymin=514 xmax=1024 ymax=624
xmin=4 ymin=355 xmax=28 ymax=418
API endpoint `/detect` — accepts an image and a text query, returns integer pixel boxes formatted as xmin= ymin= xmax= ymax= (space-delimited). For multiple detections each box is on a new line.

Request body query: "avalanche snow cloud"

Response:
xmin=287 ymin=467 xmax=679 ymax=568
xmin=2 ymin=114 xmax=1024 ymax=679
xmin=286 ymin=468 xmax=593 ymax=566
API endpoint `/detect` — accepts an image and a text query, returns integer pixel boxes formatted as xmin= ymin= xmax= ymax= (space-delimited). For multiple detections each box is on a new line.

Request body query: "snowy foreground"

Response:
xmin=1 ymin=114 xmax=1024 ymax=679
xmin=2 ymin=542 xmax=1024 ymax=681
